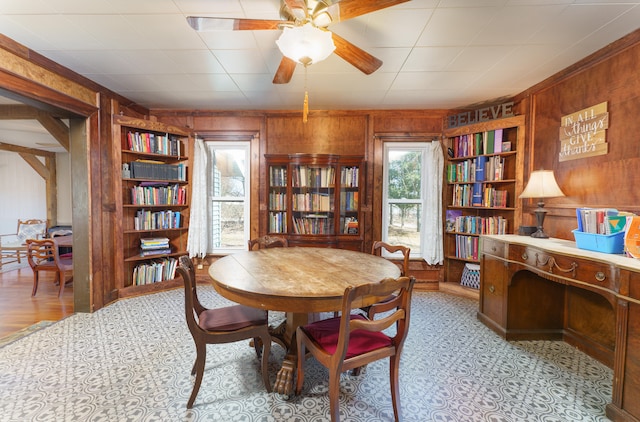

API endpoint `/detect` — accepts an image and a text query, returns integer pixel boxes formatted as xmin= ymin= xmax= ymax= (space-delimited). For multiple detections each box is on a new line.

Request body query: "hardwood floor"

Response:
xmin=0 ymin=265 xmax=74 ymax=338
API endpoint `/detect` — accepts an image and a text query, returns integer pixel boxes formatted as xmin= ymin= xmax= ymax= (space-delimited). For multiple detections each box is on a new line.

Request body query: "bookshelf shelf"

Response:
xmin=443 ymin=115 xmax=524 ymax=285
xmin=113 ymin=115 xmax=192 ymax=297
xmin=265 ymin=154 xmax=364 ymax=251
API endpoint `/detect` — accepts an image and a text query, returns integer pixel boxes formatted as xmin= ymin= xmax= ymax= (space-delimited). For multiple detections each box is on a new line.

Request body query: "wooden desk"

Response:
xmin=478 ymin=235 xmax=640 ymax=422
xmin=208 ymin=247 xmax=401 ymax=395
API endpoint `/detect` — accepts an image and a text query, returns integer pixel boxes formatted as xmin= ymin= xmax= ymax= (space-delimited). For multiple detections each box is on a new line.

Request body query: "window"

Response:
xmin=206 ymin=142 xmax=250 ymax=254
xmin=382 ymin=141 xmax=442 ymax=262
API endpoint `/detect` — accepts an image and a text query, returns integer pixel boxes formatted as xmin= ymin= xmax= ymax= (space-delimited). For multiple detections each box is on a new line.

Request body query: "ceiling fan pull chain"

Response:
xmin=303 ymin=65 xmax=309 ymax=123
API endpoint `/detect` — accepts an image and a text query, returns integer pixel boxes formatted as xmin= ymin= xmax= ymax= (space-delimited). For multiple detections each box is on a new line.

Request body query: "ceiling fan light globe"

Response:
xmin=276 ymin=23 xmax=335 ymax=65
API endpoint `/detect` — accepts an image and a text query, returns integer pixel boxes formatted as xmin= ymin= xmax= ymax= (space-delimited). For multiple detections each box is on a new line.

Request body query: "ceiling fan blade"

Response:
xmin=331 ymin=32 xmax=382 ymax=75
xmin=328 ymin=0 xmax=410 ymax=22
xmin=283 ymin=0 xmax=308 ymax=20
xmin=187 ymin=17 xmax=285 ymax=31
xmin=273 ymin=57 xmax=297 ymax=84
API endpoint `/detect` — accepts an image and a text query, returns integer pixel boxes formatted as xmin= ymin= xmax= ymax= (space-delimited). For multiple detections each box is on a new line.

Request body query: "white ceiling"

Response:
xmin=1 ymin=0 xmax=640 ymax=151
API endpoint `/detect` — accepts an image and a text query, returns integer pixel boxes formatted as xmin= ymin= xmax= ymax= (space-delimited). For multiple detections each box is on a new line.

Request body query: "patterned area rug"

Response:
xmin=0 ymin=321 xmax=55 ymax=348
xmin=0 ymin=288 xmax=613 ymax=421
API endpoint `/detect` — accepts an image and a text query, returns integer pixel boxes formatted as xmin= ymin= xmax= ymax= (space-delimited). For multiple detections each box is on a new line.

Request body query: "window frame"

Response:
xmin=205 ymin=141 xmax=250 ymax=255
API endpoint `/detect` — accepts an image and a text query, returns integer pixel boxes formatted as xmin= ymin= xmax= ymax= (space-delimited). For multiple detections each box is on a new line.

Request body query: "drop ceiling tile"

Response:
xmin=417 ymin=7 xmax=500 ymax=47
xmin=162 ymin=50 xmax=226 ymax=74
xmin=403 ymin=46 xmax=465 ymax=72
xmin=213 ymin=49 xmax=270 ymax=73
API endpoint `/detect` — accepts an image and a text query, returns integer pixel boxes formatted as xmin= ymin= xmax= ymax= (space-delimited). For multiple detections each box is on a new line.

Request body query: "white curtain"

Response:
xmin=422 ymin=140 xmax=444 ymax=265
xmin=187 ymin=137 xmax=209 ymax=258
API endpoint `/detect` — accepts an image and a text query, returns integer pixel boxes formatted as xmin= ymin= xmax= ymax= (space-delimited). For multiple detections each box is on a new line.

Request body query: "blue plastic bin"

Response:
xmin=572 ymin=229 xmax=625 ymax=254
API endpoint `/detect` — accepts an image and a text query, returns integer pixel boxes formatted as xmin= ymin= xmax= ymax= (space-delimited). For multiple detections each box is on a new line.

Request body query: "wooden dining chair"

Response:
xmin=175 ymin=255 xmax=272 ymax=409
xmin=365 ymin=241 xmax=411 ymax=319
xmin=247 ymin=235 xmax=288 ymax=250
xmin=295 ymin=275 xmax=416 ymax=422
xmin=26 ymin=238 xmax=73 ymax=297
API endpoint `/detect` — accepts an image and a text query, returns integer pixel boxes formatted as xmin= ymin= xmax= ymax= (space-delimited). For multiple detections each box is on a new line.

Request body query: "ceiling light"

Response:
xmin=276 ymin=23 xmax=335 ymax=66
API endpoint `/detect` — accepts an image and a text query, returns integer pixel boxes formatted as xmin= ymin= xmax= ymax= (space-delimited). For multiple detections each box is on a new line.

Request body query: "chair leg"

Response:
xmin=328 ymin=369 xmax=341 ymax=422
xmin=58 ymin=271 xmax=65 ymax=296
xmin=260 ymin=333 xmax=272 ymax=393
xmin=295 ymin=336 xmax=306 ymax=395
xmin=389 ymin=355 xmax=402 ymax=422
xmin=31 ymin=272 xmax=39 ymax=296
xmin=187 ymin=343 xmax=206 ymax=409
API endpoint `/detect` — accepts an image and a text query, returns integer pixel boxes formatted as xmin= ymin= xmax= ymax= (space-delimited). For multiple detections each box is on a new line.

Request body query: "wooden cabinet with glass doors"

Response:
xmin=442 ymin=115 xmax=524 ymax=287
xmin=113 ymin=115 xmax=191 ymax=298
xmin=265 ymin=154 xmax=364 ymax=251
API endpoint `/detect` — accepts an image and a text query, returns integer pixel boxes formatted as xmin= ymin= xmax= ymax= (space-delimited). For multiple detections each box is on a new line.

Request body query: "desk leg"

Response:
xmin=272 ymin=312 xmax=321 ymax=396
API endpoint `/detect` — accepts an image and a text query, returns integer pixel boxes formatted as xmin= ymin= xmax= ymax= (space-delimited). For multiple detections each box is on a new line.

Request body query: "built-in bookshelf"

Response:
xmin=114 ymin=115 xmax=191 ymax=298
xmin=265 ymin=154 xmax=364 ymax=251
xmin=442 ymin=115 xmax=524 ymax=288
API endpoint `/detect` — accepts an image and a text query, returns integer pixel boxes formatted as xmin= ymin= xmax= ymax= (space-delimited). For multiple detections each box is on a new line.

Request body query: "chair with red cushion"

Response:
xmin=176 ymin=255 xmax=272 ymax=408
xmin=295 ymin=275 xmax=415 ymax=422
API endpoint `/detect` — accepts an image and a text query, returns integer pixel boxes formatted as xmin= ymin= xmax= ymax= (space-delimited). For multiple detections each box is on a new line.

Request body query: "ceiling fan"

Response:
xmin=187 ymin=0 xmax=410 ymax=84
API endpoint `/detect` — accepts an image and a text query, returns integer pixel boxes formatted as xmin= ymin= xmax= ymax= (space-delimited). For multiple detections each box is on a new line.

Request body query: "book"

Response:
xmin=475 ymin=155 xmax=488 ymax=182
xmin=493 ymin=128 xmax=503 ymax=153
xmin=446 ymin=210 xmax=463 ymax=232
xmin=472 ymin=183 xmax=483 ymax=207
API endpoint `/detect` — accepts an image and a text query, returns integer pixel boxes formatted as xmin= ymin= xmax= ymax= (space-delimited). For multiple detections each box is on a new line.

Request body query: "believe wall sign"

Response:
xmin=446 ymin=101 xmax=515 ymax=128
xmin=558 ymin=102 xmax=609 ymax=162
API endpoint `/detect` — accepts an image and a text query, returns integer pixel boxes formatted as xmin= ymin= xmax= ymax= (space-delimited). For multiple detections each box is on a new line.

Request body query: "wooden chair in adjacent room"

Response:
xmin=175 ymin=255 xmax=272 ymax=409
xmin=247 ymin=235 xmax=288 ymax=250
xmin=26 ymin=238 xmax=73 ymax=297
xmin=295 ymin=275 xmax=416 ymax=422
xmin=0 ymin=219 xmax=47 ymax=269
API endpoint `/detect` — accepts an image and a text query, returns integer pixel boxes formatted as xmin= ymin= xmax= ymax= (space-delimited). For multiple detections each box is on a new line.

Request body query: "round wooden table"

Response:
xmin=208 ymin=247 xmax=401 ymax=395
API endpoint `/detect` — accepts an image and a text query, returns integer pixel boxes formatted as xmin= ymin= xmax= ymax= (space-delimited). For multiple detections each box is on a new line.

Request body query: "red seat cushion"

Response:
xmin=303 ymin=314 xmax=392 ymax=359
xmin=199 ymin=305 xmax=267 ymax=332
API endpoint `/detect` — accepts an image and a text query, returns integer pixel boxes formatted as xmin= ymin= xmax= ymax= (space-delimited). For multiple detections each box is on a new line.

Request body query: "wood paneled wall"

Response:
xmin=516 ymin=29 xmax=640 ymax=240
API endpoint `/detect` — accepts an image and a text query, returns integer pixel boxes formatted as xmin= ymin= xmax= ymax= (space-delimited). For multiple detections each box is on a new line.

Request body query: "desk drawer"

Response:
xmin=482 ymin=237 xmax=506 ymax=258
xmin=511 ymin=245 xmax=618 ymax=292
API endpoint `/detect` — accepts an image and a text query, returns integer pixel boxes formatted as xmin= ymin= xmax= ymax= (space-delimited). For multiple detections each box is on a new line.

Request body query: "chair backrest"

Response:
xmin=371 ymin=241 xmax=410 ymax=276
xmin=17 ymin=219 xmax=47 ymax=244
xmin=176 ymin=255 xmax=206 ymax=336
xmin=335 ymin=276 xmax=415 ymax=362
xmin=26 ymin=239 xmax=57 ymax=268
xmin=248 ymin=235 xmax=288 ymax=250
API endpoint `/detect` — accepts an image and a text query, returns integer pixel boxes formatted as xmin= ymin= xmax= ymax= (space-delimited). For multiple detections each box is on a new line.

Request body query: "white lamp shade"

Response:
xmin=519 ymin=170 xmax=565 ymax=199
xmin=276 ymin=23 xmax=336 ymax=65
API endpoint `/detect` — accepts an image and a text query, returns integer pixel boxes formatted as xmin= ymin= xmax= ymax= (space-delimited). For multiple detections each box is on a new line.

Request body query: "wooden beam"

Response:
xmin=18 ymin=152 xmax=50 ymax=180
xmin=0 ymin=141 xmax=55 ymax=157
xmin=36 ymin=111 xmax=70 ymax=151
xmin=0 ymin=104 xmax=39 ymax=119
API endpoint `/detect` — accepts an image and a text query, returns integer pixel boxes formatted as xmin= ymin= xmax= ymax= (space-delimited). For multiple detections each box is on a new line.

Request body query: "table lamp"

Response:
xmin=519 ymin=170 xmax=565 ymax=238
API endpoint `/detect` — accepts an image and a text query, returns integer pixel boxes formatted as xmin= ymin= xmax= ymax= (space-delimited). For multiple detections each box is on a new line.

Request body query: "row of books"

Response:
xmin=130 ymin=184 xmax=187 ymax=206
xmin=341 ymin=167 xmax=359 ymax=187
xmin=132 ymin=257 xmax=178 ymax=286
xmin=134 ymin=209 xmax=182 ymax=231
xmin=445 ymin=211 xmax=508 ymax=235
xmin=292 ymin=215 xmax=334 ymax=235
xmin=129 ymin=160 xmax=187 ymax=181
xmin=292 ymin=193 xmax=333 ymax=212
xmin=268 ymin=192 xmax=287 ymax=210
xmin=576 ymin=208 xmax=629 ymax=235
xmin=447 ymin=155 xmax=505 ymax=183
xmin=292 ymin=166 xmax=335 ymax=188
xmin=451 ymin=183 xmax=509 ymax=208
xmin=270 ymin=166 xmax=287 ymax=187
xmin=268 ymin=211 xmax=287 ymax=233
xmin=454 ymin=235 xmax=479 ymax=261
xmin=342 ymin=217 xmax=359 ymax=234
xmin=340 ymin=191 xmax=359 ymax=212
xmin=126 ymin=131 xmax=182 ymax=156
xmin=450 ymin=129 xmax=507 ymax=158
